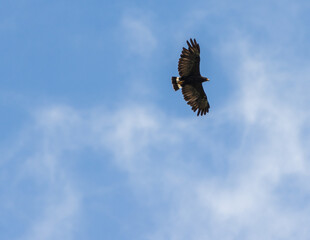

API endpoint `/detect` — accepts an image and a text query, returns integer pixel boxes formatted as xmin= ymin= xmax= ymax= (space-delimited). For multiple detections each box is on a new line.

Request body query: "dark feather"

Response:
xmin=178 ymin=38 xmax=200 ymax=77
xmin=181 ymin=83 xmax=210 ymax=116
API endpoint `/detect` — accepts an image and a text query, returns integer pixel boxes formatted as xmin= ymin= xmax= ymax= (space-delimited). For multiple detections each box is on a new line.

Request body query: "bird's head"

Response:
xmin=203 ymin=77 xmax=210 ymax=82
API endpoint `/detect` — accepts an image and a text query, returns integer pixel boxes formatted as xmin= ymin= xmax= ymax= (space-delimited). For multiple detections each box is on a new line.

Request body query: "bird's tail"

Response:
xmin=171 ymin=77 xmax=182 ymax=91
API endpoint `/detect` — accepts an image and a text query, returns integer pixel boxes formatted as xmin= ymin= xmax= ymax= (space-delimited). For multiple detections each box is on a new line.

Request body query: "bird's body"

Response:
xmin=171 ymin=38 xmax=210 ymax=116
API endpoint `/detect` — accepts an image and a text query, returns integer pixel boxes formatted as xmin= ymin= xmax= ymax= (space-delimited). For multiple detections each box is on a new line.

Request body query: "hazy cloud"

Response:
xmin=120 ymin=12 xmax=157 ymax=57
xmin=4 ymin=55 xmax=310 ymax=238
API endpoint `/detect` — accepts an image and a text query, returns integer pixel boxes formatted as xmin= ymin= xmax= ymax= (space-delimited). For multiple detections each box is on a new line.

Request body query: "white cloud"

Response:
xmin=1 ymin=106 xmax=82 ymax=240
xmin=22 ymin=183 xmax=80 ymax=240
xmin=120 ymin=12 xmax=157 ymax=57
xmin=150 ymin=40 xmax=310 ymax=240
xmin=2 ymin=0 xmax=310 ymax=239
xmin=3 ymin=38 xmax=310 ymax=239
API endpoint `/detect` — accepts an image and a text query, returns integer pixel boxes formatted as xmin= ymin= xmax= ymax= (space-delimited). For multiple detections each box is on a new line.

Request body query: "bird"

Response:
xmin=171 ymin=38 xmax=210 ymax=116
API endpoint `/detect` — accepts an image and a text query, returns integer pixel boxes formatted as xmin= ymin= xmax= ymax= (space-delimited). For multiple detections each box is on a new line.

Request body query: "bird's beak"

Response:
xmin=206 ymin=78 xmax=210 ymax=81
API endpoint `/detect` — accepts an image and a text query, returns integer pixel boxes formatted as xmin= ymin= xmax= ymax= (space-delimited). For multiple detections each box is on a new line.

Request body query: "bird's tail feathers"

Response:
xmin=171 ymin=77 xmax=182 ymax=91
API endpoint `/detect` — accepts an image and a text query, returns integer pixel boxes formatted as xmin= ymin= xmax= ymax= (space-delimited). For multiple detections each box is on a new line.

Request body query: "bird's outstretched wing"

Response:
xmin=182 ymin=83 xmax=210 ymax=116
xmin=178 ymin=38 xmax=200 ymax=77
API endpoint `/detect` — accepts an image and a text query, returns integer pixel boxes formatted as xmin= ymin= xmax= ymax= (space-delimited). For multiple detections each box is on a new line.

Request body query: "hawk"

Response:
xmin=171 ymin=38 xmax=210 ymax=116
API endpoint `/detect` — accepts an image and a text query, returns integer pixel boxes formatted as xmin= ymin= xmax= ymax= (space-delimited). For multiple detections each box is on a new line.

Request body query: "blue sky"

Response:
xmin=1 ymin=0 xmax=310 ymax=239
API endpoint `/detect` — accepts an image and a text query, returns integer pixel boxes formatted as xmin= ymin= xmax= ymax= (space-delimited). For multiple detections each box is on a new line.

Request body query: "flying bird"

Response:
xmin=171 ymin=38 xmax=210 ymax=116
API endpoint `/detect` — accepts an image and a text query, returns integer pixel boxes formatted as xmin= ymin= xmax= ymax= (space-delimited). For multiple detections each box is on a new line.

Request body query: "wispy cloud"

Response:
xmin=146 ymin=39 xmax=310 ymax=240
xmin=1 ymin=106 xmax=82 ymax=240
xmin=22 ymin=183 xmax=80 ymax=240
xmin=3 ymin=67 xmax=310 ymax=238
xmin=2 ymin=29 xmax=310 ymax=240
xmin=120 ymin=12 xmax=157 ymax=57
